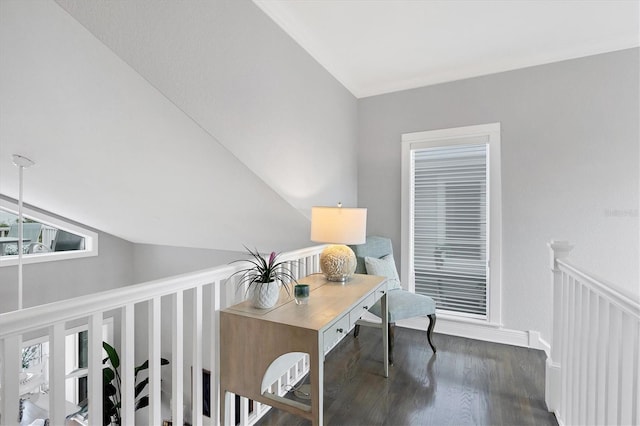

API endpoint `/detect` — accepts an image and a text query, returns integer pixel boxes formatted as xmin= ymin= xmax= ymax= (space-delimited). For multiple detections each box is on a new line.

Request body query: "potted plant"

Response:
xmin=230 ymin=247 xmax=298 ymax=309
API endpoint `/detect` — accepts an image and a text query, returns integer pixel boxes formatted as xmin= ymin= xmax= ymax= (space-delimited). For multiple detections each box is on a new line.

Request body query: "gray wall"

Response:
xmin=54 ymin=0 xmax=359 ymax=220
xmin=0 ymin=230 xmax=134 ymax=314
xmin=358 ymin=48 xmax=639 ymax=339
xmin=3 ymin=0 xmax=342 ymax=254
xmin=0 ymin=213 xmax=246 ymax=313
xmin=132 ymin=244 xmax=242 ymax=283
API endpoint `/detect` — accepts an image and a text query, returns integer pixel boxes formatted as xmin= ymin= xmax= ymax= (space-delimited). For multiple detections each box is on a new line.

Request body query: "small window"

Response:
xmin=19 ymin=321 xmax=113 ymax=413
xmin=412 ymin=144 xmax=488 ymax=316
xmin=401 ymin=123 xmax=502 ymax=324
xmin=0 ymin=199 xmax=98 ymax=267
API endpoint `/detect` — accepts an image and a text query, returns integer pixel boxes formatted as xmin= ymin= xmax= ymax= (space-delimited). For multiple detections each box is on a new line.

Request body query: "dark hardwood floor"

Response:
xmin=256 ymin=326 xmax=558 ymax=426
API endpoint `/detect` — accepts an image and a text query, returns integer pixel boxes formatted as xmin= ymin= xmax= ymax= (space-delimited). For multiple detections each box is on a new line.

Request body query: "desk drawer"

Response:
xmin=349 ymin=293 xmax=376 ymax=329
xmin=323 ymin=313 xmax=350 ymax=354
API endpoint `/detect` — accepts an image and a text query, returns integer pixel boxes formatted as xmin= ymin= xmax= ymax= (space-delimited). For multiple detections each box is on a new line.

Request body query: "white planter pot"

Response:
xmin=249 ymin=281 xmax=279 ymax=309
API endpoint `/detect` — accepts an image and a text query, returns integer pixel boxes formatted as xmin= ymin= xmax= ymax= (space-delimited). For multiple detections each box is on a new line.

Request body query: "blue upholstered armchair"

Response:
xmin=350 ymin=236 xmax=436 ymax=364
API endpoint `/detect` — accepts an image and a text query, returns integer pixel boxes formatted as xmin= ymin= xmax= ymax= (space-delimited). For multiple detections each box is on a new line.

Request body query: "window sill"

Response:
xmin=0 ymin=249 xmax=98 ymax=267
xmin=435 ymin=310 xmax=502 ymax=328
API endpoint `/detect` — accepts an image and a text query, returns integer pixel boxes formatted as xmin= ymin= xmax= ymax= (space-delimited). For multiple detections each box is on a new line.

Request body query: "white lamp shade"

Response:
xmin=310 ymin=206 xmax=367 ymax=245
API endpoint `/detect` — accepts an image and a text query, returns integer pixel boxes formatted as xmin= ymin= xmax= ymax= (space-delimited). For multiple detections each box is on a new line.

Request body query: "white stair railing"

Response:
xmin=546 ymin=241 xmax=640 ymax=426
xmin=0 ymin=245 xmax=324 ymax=426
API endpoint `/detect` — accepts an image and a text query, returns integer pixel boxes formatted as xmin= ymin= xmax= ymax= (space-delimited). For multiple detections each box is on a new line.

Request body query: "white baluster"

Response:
xmin=149 ymin=296 xmax=162 ymax=425
xmin=619 ymin=312 xmax=636 ymax=425
xmin=239 ymin=396 xmax=249 ymax=425
xmin=225 ymin=392 xmax=236 ymax=426
xmin=559 ymin=272 xmax=569 ymax=420
xmin=192 ymin=286 xmax=203 ymax=425
xmin=595 ymin=297 xmax=609 ymax=425
xmin=210 ymin=281 xmax=221 ymax=425
xmin=88 ymin=313 xmax=103 ymax=425
xmin=605 ymin=308 xmax=622 ymax=425
xmin=48 ymin=322 xmax=66 ymax=425
xmin=121 ymin=303 xmax=135 ymax=425
xmin=172 ymin=291 xmax=184 ymax=426
xmin=565 ymin=276 xmax=576 ymax=423
xmin=634 ymin=320 xmax=640 ymax=426
xmin=578 ymin=284 xmax=589 ymax=426
xmin=585 ymin=291 xmax=598 ymax=425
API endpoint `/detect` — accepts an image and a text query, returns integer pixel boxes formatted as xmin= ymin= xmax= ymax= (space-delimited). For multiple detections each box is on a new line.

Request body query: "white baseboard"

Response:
xmin=397 ymin=315 xmax=550 ymax=354
xmin=545 ymin=357 xmax=561 ymax=411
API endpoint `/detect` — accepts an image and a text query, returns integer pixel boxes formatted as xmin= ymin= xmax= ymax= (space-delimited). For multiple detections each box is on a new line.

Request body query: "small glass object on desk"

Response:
xmin=294 ymin=284 xmax=310 ymax=305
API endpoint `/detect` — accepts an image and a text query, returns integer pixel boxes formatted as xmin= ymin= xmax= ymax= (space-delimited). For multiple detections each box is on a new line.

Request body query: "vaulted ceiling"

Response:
xmin=0 ymin=0 xmax=637 ymax=252
xmin=0 ymin=0 xmax=357 ymax=252
xmin=255 ymin=0 xmax=639 ymax=98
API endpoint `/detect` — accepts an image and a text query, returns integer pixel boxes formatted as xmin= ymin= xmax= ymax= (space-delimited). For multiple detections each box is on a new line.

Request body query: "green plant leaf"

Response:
xmin=104 ymin=383 xmax=117 ymax=397
xmin=103 ymin=398 xmax=116 ymax=416
xmin=135 ymin=377 xmax=149 ymax=398
xmin=134 ymin=358 xmax=170 ymax=379
xmin=135 ymin=395 xmax=149 ymax=410
xmin=103 ymin=341 xmax=120 ymax=369
xmin=134 ymin=360 xmax=149 ymax=378
xmin=103 ymin=367 xmax=115 ymax=382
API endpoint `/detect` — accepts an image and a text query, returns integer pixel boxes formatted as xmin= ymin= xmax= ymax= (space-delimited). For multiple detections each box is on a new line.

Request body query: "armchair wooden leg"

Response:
xmin=388 ymin=323 xmax=395 ymax=365
xmin=427 ymin=314 xmax=437 ymax=353
xmin=353 ymin=324 xmax=360 ymax=338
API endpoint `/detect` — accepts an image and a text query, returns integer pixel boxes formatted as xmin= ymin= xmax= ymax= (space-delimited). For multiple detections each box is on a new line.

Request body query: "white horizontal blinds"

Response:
xmin=412 ymin=142 xmax=488 ymax=317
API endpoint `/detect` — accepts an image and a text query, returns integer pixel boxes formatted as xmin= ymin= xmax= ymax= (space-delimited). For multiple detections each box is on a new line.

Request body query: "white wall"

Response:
xmin=358 ymin=48 xmax=640 ymax=341
xmin=132 ymin=243 xmax=242 ymax=284
xmin=1 ymin=0 xmax=359 ymax=254
xmin=0 ymin=200 xmax=135 ymax=313
xmin=54 ymin=0 xmax=359 ymax=217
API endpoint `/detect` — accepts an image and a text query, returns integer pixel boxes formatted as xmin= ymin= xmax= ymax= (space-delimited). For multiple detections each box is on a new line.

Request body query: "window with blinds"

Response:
xmin=412 ymin=143 xmax=488 ymax=317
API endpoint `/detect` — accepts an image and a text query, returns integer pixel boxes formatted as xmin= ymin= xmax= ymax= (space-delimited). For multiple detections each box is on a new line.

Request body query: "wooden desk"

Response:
xmin=220 ymin=274 xmax=389 ymax=426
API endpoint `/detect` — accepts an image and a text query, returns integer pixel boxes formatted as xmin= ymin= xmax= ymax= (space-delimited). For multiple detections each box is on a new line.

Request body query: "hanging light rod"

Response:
xmin=12 ymin=154 xmax=35 ymax=310
xmin=12 ymin=154 xmax=35 ymax=168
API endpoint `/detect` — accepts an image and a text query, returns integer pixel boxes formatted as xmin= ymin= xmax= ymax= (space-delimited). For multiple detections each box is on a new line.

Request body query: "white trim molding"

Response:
xmin=0 ymin=198 xmax=99 ymax=267
xmin=398 ymin=316 xmax=550 ymax=354
xmin=401 ymin=122 xmax=502 ymax=324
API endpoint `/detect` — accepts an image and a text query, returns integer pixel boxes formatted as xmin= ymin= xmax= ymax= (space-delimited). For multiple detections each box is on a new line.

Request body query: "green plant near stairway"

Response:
xmin=102 ymin=341 xmax=169 ymax=426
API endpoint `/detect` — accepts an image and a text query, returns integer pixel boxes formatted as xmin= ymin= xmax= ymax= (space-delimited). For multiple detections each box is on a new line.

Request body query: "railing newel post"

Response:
xmin=546 ymin=240 xmax=573 ymax=413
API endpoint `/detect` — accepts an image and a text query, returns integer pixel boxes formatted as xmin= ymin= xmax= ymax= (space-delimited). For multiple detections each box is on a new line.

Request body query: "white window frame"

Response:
xmin=21 ymin=320 xmax=114 ymax=405
xmin=0 ymin=198 xmax=99 ymax=267
xmin=401 ymin=123 xmax=502 ymax=325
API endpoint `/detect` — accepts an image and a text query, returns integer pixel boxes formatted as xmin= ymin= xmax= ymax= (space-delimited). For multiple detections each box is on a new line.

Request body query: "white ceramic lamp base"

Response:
xmin=319 ymin=244 xmax=357 ymax=282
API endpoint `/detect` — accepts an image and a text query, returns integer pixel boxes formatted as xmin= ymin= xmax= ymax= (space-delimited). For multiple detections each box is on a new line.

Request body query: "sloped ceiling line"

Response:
xmin=0 ymin=0 xmax=313 ymax=252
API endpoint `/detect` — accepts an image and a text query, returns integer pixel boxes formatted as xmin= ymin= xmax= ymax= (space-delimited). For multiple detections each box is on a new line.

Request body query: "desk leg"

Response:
xmin=310 ymin=339 xmax=324 ymax=426
xmin=382 ymin=292 xmax=389 ymax=377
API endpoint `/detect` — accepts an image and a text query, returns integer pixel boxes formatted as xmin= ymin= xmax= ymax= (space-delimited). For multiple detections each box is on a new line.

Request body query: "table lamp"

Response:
xmin=310 ymin=204 xmax=367 ymax=282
